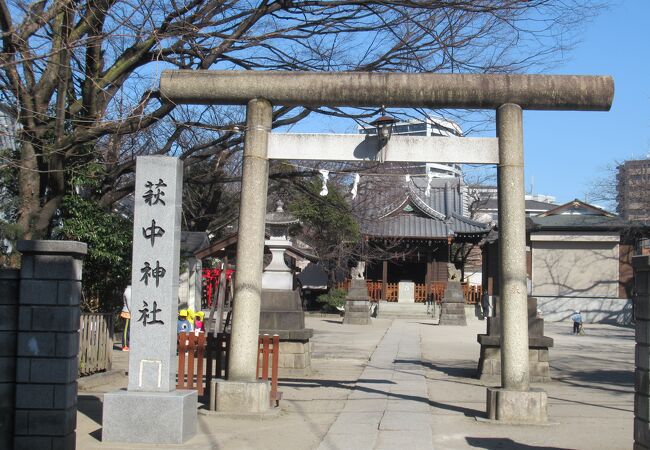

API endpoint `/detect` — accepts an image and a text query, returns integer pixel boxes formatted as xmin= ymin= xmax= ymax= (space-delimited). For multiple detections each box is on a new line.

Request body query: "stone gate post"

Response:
xmin=13 ymin=240 xmax=87 ymax=450
xmin=0 ymin=268 xmax=19 ymax=449
xmin=634 ymin=255 xmax=650 ymax=449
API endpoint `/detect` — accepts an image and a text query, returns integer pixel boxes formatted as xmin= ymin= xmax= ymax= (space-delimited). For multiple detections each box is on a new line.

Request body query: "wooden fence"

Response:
xmin=79 ymin=313 xmax=113 ymax=376
xmin=178 ymin=332 xmax=281 ymax=408
xmin=177 ymin=332 xmax=207 ymax=395
xmin=257 ymin=334 xmax=281 ymax=406
xmin=336 ymin=280 xmax=481 ymax=304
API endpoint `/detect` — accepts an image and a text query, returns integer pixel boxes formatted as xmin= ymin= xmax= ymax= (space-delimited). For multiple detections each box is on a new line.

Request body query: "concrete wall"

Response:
xmin=536 ymin=296 xmax=632 ymax=325
xmin=531 ymin=233 xmax=620 ymax=298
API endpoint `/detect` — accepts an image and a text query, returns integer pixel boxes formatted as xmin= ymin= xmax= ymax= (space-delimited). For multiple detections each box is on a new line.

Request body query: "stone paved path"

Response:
xmin=317 ymin=320 xmax=433 ymax=450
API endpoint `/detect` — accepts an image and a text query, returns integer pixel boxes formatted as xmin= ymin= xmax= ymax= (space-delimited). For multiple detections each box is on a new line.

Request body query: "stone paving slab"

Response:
xmin=77 ymin=316 xmax=634 ymax=450
xmin=317 ymin=319 xmax=435 ymax=449
xmin=374 ymin=429 xmax=433 ymax=450
xmin=318 ymin=431 xmax=377 ymax=450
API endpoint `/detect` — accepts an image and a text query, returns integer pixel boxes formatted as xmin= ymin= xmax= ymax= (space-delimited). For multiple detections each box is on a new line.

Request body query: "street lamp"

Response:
xmin=370 ymin=106 xmax=397 ymax=162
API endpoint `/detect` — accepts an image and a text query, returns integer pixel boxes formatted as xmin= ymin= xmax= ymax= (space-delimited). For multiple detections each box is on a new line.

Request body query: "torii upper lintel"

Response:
xmin=159 ymin=70 xmax=613 ymax=111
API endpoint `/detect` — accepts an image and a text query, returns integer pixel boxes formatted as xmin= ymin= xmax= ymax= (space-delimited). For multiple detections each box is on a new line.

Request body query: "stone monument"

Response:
xmin=343 ymin=262 xmax=371 ymax=325
xmin=103 ymin=156 xmax=196 ymax=444
xmin=398 ymin=281 xmax=415 ymax=303
xmin=477 ymin=296 xmax=553 ymax=382
xmin=438 ymin=264 xmax=467 ymax=326
xmin=259 ymin=200 xmax=313 ymax=376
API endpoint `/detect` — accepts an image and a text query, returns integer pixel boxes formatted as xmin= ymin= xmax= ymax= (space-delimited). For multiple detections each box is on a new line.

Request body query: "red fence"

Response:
xmin=336 ymin=280 xmax=481 ymax=304
xmin=177 ymin=332 xmax=206 ymax=395
xmin=177 ymin=332 xmax=281 ymax=407
xmin=256 ymin=334 xmax=282 ymax=407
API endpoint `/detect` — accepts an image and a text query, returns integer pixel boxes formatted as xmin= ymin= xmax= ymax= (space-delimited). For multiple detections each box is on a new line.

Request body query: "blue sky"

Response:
xmin=281 ymin=1 xmax=649 ymax=209
xmin=524 ymin=0 xmax=650 ymax=206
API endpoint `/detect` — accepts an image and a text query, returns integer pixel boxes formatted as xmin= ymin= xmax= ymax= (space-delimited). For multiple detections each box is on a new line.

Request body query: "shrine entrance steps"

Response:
xmin=376 ymin=301 xmax=435 ymax=320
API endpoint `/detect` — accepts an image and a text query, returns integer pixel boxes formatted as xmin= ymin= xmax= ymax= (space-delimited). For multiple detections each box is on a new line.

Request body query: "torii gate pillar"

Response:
xmin=212 ymin=99 xmax=274 ymax=412
xmin=485 ymin=103 xmax=548 ymax=422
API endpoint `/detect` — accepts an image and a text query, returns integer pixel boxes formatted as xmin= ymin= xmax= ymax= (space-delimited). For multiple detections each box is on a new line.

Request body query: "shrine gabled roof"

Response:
xmin=529 ymin=199 xmax=628 ymax=231
xmin=354 ymin=176 xmax=489 ymax=240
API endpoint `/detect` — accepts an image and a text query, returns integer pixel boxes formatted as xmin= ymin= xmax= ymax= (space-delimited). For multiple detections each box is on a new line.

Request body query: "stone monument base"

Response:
xmin=486 ymin=387 xmax=548 ymax=423
xmin=438 ymin=281 xmax=467 ymax=326
xmin=343 ymin=299 xmax=370 ymax=325
xmin=477 ymin=338 xmax=552 ymax=382
xmin=102 ymin=389 xmax=197 ymax=444
xmin=260 ymin=289 xmax=313 ymax=375
xmin=342 ymin=278 xmax=371 ymax=325
xmin=210 ymin=379 xmax=270 ymax=413
xmin=477 ymin=296 xmax=554 ymax=382
xmin=276 ymin=340 xmax=312 ymax=377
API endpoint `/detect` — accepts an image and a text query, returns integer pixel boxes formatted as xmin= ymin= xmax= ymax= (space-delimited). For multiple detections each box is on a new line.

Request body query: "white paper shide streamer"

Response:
xmin=425 ymin=172 xmax=434 ymax=197
xmin=319 ymin=169 xmax=330 ymax=196
xmin=351 ymin=173 xmax=360 ymax=199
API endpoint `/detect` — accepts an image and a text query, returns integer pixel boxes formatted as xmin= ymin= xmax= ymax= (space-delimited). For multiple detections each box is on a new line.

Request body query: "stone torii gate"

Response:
xmin=159 ymin=71 xmax=613 ymax=421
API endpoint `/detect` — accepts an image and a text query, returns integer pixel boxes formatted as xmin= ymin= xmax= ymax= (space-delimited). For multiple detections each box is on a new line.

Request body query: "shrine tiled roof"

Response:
xmin=353 ymin=176 xmax=489 ymax=240
xmin=529 ymin=214 xmax=629 ymax=231
xmin=528 ymin=199 xmax=629 ymax=231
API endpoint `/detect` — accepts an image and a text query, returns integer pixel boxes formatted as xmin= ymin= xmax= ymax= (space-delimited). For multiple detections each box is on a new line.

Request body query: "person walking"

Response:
xmin=120 ymin=285 xmax=132 ymax=351
xmin=571 ymin=310 xmax=583 ymax=335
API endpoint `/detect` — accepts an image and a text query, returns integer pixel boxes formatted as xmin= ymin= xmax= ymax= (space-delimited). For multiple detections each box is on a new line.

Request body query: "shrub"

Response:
xmin=317 ymin=288 xmax=347 ymax=312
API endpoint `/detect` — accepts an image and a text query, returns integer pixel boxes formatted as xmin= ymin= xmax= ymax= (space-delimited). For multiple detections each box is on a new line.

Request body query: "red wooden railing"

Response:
xmin=256 ymin=334 xmax=282 ymax=407
xmin=463 ymin=284 xmax=481 ymax=305
xmin=177 ymin=332 xmax=207 ymax=395
xmin=336 ymin=280 xmax=481 ymax=304
xmin=177 ymin=331 xmax=281 ymax=407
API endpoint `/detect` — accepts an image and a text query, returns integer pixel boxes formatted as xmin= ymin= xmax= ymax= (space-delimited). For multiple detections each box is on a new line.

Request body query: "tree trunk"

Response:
xmin=17 ymin=140 xmax=41 ymax=239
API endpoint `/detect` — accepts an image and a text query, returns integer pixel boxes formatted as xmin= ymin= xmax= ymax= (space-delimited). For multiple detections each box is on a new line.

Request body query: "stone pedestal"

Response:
xmin=260 ymin=289 xmax=313 ymax=376
xmin=477 ymin=296 xmax=553 ymax=382
xmin=343 ymin=278 xmax=371 ymax=325
xmin=103 ymin=390 xmax=197 ymax=444
xmin=210 ymin=379 xmax=270 ymax=413
xmin=438 ymin=281 xmax=467 ymax=326
xmin=486 ymin=387 xmax=548 ymax=423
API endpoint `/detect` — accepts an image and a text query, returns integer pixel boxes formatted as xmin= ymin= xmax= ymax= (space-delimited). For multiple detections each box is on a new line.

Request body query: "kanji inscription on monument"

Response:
xmin=128 ymin=156 xmax=182 ymax=392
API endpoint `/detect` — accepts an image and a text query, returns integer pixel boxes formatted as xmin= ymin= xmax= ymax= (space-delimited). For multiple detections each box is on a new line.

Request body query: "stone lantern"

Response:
xmin=259 ymin=199 xmax=313 ymax=376
xmin=261 ymin=200 xmax=298 ymax=290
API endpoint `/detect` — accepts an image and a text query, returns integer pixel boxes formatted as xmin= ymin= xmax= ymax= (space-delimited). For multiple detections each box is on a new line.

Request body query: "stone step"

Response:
xmin=378 ymin=303 xmax=429 ymax=311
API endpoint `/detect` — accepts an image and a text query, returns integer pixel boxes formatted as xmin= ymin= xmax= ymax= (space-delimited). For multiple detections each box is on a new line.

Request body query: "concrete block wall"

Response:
xmin=634 ymin=255 xmax=650 ymax=450
xmin=0 ymin=269 xmax=19 ymax=450
xmin=14 ymin=240 xmax=87 ymax=450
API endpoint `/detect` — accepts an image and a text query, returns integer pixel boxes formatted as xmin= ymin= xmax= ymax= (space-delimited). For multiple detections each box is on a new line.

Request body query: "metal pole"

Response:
xmin=228 ymin=98 xmax=272 ymax=382
xmin=497 ymin=103 xmax=530 ymax=391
